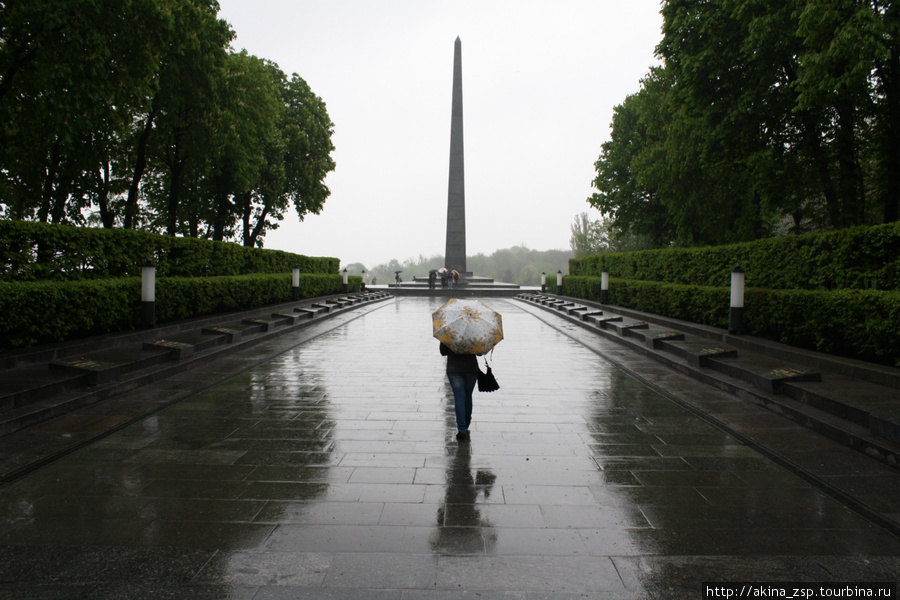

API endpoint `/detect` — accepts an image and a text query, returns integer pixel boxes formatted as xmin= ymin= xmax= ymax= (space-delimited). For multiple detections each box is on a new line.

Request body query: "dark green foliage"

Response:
xmin=744 ymin=288 xmax=900 ymax=367
xmin=0 ymin=1 xmax=335 ymax=245
xmin=563 ymin=276 xmax=899 ymax=367
xmin=0 ymin=279 xmax=138 ymax=349
xmin=562 ymin=278 xmax=900 ymax=369
xmin=0 ymin=220 xmax=338 ymax=281
xmin=570 ymin=223 xmax=900 ymax=291
xmin=591 ymin=0 xmax=900 ymax=244
xmin=564 ymin=277 xmax=729 ymax=329
xmin=0 ymin=273 xmax=358 ymax=349
xmin=154 ymin=273 xmax=351 ymax=322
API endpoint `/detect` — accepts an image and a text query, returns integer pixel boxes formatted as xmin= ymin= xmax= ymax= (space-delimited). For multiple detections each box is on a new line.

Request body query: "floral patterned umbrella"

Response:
xmin=432 ymin=298 xmax=503 ymax=356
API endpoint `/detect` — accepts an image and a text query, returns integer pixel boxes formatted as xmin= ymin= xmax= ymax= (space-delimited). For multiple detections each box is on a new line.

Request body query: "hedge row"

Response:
xmin=0 ymin=273 xmax=361 ymax=349
xmin=0 ymin=220 xmax=339 ymax=281
xmin=569 ymin=223 xmax=900 ymax=291
xmin=563 ymin=276 xmax=900 ymax=368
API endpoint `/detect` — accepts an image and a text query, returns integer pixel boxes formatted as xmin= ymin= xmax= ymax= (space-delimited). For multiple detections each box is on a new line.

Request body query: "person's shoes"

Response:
xmin=456 ymin=431 xmax=470 ymax=442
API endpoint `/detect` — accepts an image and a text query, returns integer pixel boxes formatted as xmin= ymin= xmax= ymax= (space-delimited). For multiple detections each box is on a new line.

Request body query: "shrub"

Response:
xmin=569 ymin=223 xmax=900 ymax=291
xmin=0 ymin=273 xmax=361 ymax=349
xmin=562 ymin=276 xmax=900 ymax=368
xmin=0 ymin=220 xmax=339 ymax=281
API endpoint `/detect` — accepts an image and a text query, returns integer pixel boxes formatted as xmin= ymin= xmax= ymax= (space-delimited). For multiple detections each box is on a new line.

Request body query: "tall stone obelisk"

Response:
xmin=444 ymin=37 xmax=466 ymax=276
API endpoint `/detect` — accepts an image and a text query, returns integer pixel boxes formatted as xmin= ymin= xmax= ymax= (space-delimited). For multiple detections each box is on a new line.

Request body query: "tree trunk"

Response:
xmin=879 ymin=16 xmax=900 ymax=223
xmin=49 ymin=182 xmax=68 ymax=224
xmin=834 ymin=98 xmax=865 ymax=226
xmin=784 ymin=61 xmax=842 ymax=228
xmin=98 ymin=160 xmax=115 ymax=228
xmin=246 ymin=198 xmax=270 ymax=248
xmin=124 ymin=110 xmax=155 ymax=229
xmin=241 ymin=192 xmax=252 ymax=247
xmin=166 ymin=159 xmax=184 ymax=236
xmin=799 ymin=109 xmax=842 ymax=228
xmin=791 ymin=210 xmax=804 ymax=234
xmin=38 ymin=144 xmax=60 ymax=222
xmin=212 ymin=191 xmax=230 ymax=242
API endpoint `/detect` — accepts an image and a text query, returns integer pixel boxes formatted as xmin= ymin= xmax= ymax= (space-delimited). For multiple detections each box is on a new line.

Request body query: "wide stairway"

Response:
xmin=517 ymin=292 xmax=900 ymax=470
xmin=0 ymin=291 xmax=392 ymax=437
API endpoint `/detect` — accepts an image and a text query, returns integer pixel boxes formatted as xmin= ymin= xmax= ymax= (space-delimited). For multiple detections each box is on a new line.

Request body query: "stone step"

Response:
xmin=607 ymin=319 xmax=650 ymax=336
xmin=150 ymin=330 xmax=228 ymax=354
xmin=656 ymin=339 xmax=739 ymax=367
xmin=295 ymin=306 xmax=324 ymax=318
xmin=271 ymin=311 xmax=308 ymax=325
xmin=382 ymin=286 xmax=526 ymax=297
xmin=242 ymin=315 xmax=292 ymax=332
xmin=782 ymin=379 xmax=900 ymax=443
xmin=142 ymin=339 xmax=196 ymax=360
xmin=619 ymin=324 xmax=686 ymax=349
xmin=513 ymin=291 xmax=900 ymax=467
xmin=0 ymin=365 xmax=86 ymax=413
xmin=0 ymin=292 xmax=394 ymax=437
xmin=704 ymin=353 xmax=822 ymax=394
xmin=578 ymin=310 xmax=605 ymax=322
xmin=586 ymin=314 xmax=623 ymax=327
xmin=49 ymin=347 xmax=174 ymax=386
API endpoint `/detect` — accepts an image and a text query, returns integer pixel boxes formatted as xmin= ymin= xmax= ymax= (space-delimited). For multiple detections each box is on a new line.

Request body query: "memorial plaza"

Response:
xmin=0 ymin=293 xmax=897 ymax=599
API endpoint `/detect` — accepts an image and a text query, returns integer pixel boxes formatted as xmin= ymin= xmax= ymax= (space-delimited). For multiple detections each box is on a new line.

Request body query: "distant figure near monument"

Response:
xmin=445 ymin=37 xmax=466 ymax=278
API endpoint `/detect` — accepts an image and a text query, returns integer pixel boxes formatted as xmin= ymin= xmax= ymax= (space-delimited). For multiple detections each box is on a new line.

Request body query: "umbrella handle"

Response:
xmin=482 ymin=348 xmax=494 ymax=367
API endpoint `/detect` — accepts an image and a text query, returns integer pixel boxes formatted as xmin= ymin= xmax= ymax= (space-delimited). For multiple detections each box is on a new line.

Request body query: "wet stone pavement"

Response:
xmin=0 ymin=297 xmax=898 ymax=599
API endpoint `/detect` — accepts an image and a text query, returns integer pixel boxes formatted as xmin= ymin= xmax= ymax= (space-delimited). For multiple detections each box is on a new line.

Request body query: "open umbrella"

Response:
xmin=432 ymin=298 xmax=503 ymax=356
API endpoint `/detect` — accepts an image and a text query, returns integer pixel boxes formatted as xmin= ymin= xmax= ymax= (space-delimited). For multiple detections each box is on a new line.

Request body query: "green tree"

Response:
xmin=588 ymin=67 xmax=674 ymax=247
xmin=656 ymin=0 xmax=793 ymax=244
xmin=128 ymin=0 xmax=232 ymax=234
xmin=794 ymin=0 xmax=876 ymax=226
xmin=569 ymin=212 xmax=608 ymax=257
xmin=875 ymin=2 xmax=900 ymax=222
xmin=590 ymin=0 xmax=900 ymax=249
xmin=1 ymin=1 xmax=333 ymax=249
xmin=203 ymin=54 xmax=335 ymax=247
xmin=205 ymin=51 xmax=282 ymax=243
xmin=278 ymin=74 xmax=336 ymax=240
xmin=0 ymin=0 xmax=174 ymax=225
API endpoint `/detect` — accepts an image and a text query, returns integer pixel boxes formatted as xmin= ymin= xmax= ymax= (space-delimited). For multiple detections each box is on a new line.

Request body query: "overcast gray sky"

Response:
xmin=216 ymin=0 xmax=664 ymax=269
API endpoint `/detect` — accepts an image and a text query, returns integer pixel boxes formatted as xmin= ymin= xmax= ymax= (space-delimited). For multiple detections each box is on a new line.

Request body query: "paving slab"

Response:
xmin=0 ymin=297 xmax=897 ymax=598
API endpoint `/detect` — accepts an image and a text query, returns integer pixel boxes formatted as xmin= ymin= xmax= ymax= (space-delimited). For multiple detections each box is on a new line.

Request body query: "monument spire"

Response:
xmin=445 ymin=36 xmax=466 ymax=276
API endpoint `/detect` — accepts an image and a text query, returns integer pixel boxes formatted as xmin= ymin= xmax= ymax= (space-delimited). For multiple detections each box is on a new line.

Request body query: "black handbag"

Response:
xmin=477 ymin=356 xmax=499 ymax=392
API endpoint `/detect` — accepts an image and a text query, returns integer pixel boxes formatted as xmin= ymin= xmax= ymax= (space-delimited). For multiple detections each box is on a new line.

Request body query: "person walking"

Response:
xmin=440 ymin=342 xmax=478 ymax=441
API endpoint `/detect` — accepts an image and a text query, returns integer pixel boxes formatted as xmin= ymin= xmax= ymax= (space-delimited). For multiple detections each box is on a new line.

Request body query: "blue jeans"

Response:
xmin=447 ymin=372 xmax=477 ymax=433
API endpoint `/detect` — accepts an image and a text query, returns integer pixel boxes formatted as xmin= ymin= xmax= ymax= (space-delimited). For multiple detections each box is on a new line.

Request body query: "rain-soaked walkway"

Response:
xmin=0 ymin=297 xmax=898 ymax=599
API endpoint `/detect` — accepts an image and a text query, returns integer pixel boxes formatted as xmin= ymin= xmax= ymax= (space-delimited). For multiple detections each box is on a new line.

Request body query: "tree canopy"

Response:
xmin=0 ymin=0 xmax=335 ymax=247
xmin=589 ymin=0 xmax=900 ymax=248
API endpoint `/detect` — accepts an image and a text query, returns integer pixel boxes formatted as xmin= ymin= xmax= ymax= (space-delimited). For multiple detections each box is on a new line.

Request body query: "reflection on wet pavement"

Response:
xmin=431 ymin=441 xmax=498 ymax=555
xmin=0 ymin=297 xmax=898 ymax=598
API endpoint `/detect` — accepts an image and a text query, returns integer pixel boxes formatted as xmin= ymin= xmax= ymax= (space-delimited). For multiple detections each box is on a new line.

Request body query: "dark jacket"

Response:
xmin=440 ymin=343 xmax=479 ymax=374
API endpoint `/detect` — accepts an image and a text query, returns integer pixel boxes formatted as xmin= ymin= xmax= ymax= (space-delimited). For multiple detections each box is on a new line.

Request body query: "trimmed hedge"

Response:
xmin=0 ymin=278 xmax=139 ymax=349
xmin=564 ymin=276 xmax=729 ymax=328
xmin=569 ymin=223 xmax=900 ymax=291
xmin=0 ymin=273 xmax=362 ymax=349
xmin=0 ymin=220 xmax=339 ymax=281
xmin=563 ymin=276 xmax=900 ymax=368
